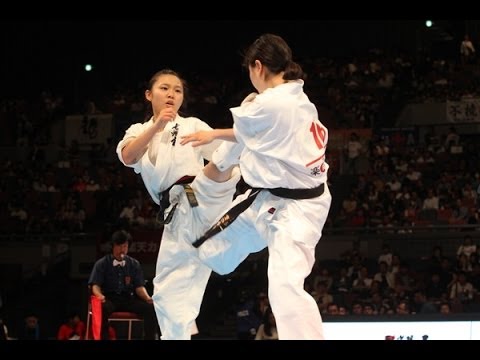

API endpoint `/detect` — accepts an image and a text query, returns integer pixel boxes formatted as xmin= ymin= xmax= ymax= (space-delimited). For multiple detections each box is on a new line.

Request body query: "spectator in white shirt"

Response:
xmin=457 ymin=235 xmax=477 ymax=259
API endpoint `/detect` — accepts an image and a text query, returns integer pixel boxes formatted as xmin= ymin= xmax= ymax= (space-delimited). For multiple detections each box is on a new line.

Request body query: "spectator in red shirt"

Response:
xmin=57 ymin=312 xmax=86 ymax=340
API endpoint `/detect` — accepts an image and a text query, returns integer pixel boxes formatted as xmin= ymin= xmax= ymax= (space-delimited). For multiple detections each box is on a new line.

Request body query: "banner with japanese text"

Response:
xmin=127 ymin=229 xmax=163 ymax=263
xmin=96 ymin=229 xmax=163 ymax=264
xmin=446 ymin=99 xmax=480 ymax=123
xmin=65 ymin=114 xmax=113 ymax=145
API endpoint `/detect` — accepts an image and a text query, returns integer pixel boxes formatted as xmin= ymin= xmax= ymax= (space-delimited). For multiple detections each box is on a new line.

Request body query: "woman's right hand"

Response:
xmin=154 ymin=108 xmax=177 ymax=128
xmin=180 ymin=131 xmax=216 ymax=147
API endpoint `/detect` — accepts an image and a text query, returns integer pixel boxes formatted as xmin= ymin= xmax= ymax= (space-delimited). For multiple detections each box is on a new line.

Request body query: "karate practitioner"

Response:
xmin=182 ymin=33 xmax=332 ymax=340
xmin=117 ymin=69 xmax=240 ymax=340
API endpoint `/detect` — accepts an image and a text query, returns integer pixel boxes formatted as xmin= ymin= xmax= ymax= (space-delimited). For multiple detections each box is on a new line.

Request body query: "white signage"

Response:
xmin=324 ymin=320 xmax=480 ymax=340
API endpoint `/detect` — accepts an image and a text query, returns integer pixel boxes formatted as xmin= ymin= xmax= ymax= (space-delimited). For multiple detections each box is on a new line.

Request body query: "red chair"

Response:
xmin=85 ymin=296 xmax=143 ymax=340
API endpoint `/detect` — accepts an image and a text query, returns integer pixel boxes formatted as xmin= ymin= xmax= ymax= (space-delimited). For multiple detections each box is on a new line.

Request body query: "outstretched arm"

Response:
xmin=179 ymin=92 xmax=258 ymax=148
xmin=180 ymin=128 xmax=236 ymax=147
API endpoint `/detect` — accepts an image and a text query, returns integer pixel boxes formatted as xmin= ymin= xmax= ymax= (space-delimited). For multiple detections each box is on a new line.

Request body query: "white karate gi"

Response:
xmin=197 ymin=80 xmax=332 ymax=340
xmin=117 ymin=115 xmax=240 ymax=340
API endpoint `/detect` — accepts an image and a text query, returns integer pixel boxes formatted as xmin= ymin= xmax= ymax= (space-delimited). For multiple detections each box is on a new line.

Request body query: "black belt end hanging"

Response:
xmin=192 ymin=189 xmax=260 ymax=248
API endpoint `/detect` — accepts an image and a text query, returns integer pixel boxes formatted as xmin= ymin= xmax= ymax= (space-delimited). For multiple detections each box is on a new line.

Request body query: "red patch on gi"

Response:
xmin=268 ymin=207 xmax=276 ymax=214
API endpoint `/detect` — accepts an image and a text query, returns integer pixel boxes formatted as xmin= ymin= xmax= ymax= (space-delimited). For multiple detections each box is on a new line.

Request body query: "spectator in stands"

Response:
xmin=455 ymin=253 xmax=472 ymax=273
xmin=0 ymin=318 xmax=8 ymax=340
xmin=411 ymin=290 xmax=437 ymax=314
xmin=235 ymin=290 xmax=262 ymax=340
xmin=255 ymin=306 xmax=278 ymax=340
xmin=344 ymin=132 xmax=363 ymax=175
xmin=460 ymin=35 xmax=475 ymax=65
xmin=438 ymin=257 xmax=454 ymax=290
xmin=445 ymin=126 xmax=460 ymax=152
xmin=342 ymin=192 xmax=358 ymax=215
xmin=326 ymin=303 xmax=340 ymax=315
xmin=371 ymin=292 xmax=387 ymax=313
xmin=17 ymin=313 xmax=44 ymax=340
xmin=352 ymin=266 xmax=373 ymax=297
xmin=425 ymin=273 xmax=448 ymax=302
xmin=347 ymin=254 xmax=364 ymax=280
xmin=118 ymin=198 xmax=137 ymax=224
xmin=57 ymin=311 xmax=85 ymax=340
xmin=422 ymin=189 xmax=439 ymax=211
xmin=395 ymin=263 xmax=416 ymax=292
xmin=255 ymin=291 xmax=270 ymax=318
xmin=377 ymin=244 xmax=393 ymax=267
xmin=312 ymin=281 xmax=333 ymax=314
xmin=373 ymin=261 xmax=395 ymax=293
xmin=351 ymin=302 xmax=364 ymax=315
xmin=457 ymin=235 xmax=477 ymax=259
xmin=338 ymin=305 xmax=349 ymax=315
xmin=427 ymin=245 xmax=444 ymax=273
xmin=331 ymin=267 xmax=352 ymax=293
xmin=390 ymin=254 xmax=402 ymax=275
xmin=449 ymin=271 xmax=475 ymax=304
xmin=313 ymin=268 xmax=333 ymax=291
xmin=363 ymin=303 xmax=375 ymax=315
xmin=395 ymin=300 xmax=410 ymax=315
xmin=439 ymin=302 xmax=451 ymax=315
xmin=469 ymin=263 xmax=480 ymax=290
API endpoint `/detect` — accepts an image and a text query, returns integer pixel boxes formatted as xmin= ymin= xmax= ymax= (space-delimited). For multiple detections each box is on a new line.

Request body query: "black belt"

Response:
xmin=192 ymin=183 xmax=325 ymax=248
xmin=269 ymin=183 xmax=324 ymax=199
xmin=156 ymin=176 xmax=196 ymax=225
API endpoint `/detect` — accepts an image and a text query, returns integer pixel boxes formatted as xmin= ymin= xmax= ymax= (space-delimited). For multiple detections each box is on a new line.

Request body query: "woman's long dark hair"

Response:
xmin=242 ymin=33 xmax=305 ymax=81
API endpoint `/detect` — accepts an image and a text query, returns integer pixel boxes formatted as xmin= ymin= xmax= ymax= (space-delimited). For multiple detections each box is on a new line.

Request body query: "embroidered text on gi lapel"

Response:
xmin=170 ymin=123 xmax=179 ymax=146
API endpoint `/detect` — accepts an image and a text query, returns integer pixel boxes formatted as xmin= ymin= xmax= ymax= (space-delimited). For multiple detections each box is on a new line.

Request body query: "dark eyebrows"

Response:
xmin=159 ymin=82 xmax=183 ymax=91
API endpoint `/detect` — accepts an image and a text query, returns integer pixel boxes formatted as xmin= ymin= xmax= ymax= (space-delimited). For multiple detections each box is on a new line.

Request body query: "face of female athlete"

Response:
xmin=145 ymin=73 xmax=184 ymax=115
